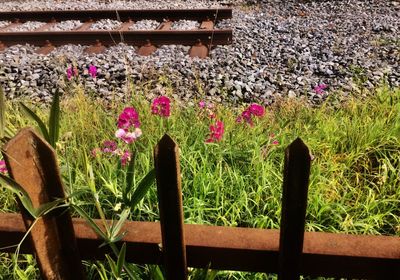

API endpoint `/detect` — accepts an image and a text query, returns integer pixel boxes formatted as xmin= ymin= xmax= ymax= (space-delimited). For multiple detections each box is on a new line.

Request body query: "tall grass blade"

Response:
xmin=19 ymin=103 xmax=50 ymax=142
xmin=48 ymin=90 xmax=60 ymax=148
xmin=124 ymin=152 xmax=136 ymax=202
xmin=0 ymin=85 xmax=5 ymax=139
xmin=129 ymin=168 xmax=155 ymax=208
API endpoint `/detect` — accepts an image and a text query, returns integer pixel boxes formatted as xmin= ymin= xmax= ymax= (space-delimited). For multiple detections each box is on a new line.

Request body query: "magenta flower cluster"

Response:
xmin=116 ymin=107 xmax=142 ymax=144
xmin=151 ymin=96 xmax=171 ymax=117
xmin=236 ymin=104 xmax=265 ymax=126
xmin=92 ymin=107 xmax=143 ymax=166
xmin=66 ymin=64 xmax=97 ymax=80
xmin=206 ymin=120 xmax=224 ymax=143
xmin=0 ymin=160 xmax=8 ymax=174
xmin=313 ymin=83 xmax=327 ymax=95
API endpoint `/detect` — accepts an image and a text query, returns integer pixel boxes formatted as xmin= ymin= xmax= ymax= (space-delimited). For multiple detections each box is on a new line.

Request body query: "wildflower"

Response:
xmin=272 ymin=140 xmax=279 ymax=145
xmin=66 ymin=65 xmax=78 ymax=80
xmin=151 ymin=96 xmax=171 ymax=117
xmin=0 ymin=160 xmax=7 ymax=174
xmin=199 ymin=100 xmax=206 ymax=109
xmin=236 ymin=103 xmax=265 ymax=126
xmin=89 ymin=64 xmax=97 ymax=78
xmin=115 ymin=128 xmax=142 ymax=144
xmin=120 ymin=150 xmax=131 ymax=166
xmin=313 ymin=83 xmax=327 ymax=95
xmin=199 ymin=100 xmax=216 ymax=119
xmin=102 ymin=140 xmax=118 ymax=153
xmin=117 ymin=107 xmax=140 ymax=130
xmin=206 ymin=120 xmax=224 ymax=143
xmin=248 ymin=104 xmax=265 ymax=117
xmin=91 ymin=147 xmax=101 ymax=157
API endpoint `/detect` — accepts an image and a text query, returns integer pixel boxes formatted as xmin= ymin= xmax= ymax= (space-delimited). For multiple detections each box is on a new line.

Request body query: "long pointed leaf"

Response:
xmin=0 ymin=85 xmax=5 ymax=139
xmin=19 ymin=103 xmax=50 ymax=142
xmin=129 ymin=168 xmax=155 ymax=208
xmin=110 ymin=208 xmax=130 ymax=241
xmin=48 ymin=90 xmax=60 ymax=148
xmin=71 ymin=204 xmax=108 ymax=240
xmin=0 ymin=174 xmax=36 ymax=218
xmin=116 ymin=243 xmax=126 ymax=276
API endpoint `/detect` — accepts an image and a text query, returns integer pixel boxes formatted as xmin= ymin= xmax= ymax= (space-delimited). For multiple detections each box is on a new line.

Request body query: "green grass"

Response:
xmin=0 ymin=81 xmax=399 ymax=279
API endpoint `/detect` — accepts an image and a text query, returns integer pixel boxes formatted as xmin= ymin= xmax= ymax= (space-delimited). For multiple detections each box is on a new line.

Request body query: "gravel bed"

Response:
xmin=0 ymin=21 xmax=10 ymax=29
xmin=49 ymin=20 xmax=82 ymax=31
xmin=89 ymin=19 xmax=121 ymax=30
xmin=0 ymin=0 xmax=230 ymax=10
xmin=171 ymin=20 xmax=199 ymax=30
xmin=129 ymin=20 xmax=159 ymax=30
xmin=0 ymin=0 xmax=399 ymax=105
xmin=7 ymin=21 xmax=46 ymax=32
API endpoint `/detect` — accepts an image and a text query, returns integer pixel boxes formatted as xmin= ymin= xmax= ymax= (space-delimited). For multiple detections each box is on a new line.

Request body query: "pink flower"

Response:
xmin=120 ymin=150 xmax=131 ymax=166
xmin=272 ymin=140 xmax=279 ymax=145
xmin=206 ymin=120 xmax=224 ymax=143
xmin=89 ymin=65 xmax=97 ymax=78
xmin=66 ymin=66 xmax=78 ymax=80
xmin=0 ymin=160 xmax=7 ymax=174
xmin=199 ymin=100 xmax=206 ymax=108
xmin=117 ymin=107 xmax=140 ymax=130
xmin=151 ymin=96 xmax=171 ymax=117
xmin=314 ymin=83 xmax=327 ymax=95
xmin=91 ymin=147 xmax=101 ymax=157
xmin=236 ymin=103 xmax=265 ymax=126
xmin=102 ymin=140 xmax=118 ymax=153
xmin=248 ymin=104 xmax=265 ymax=117
xmin=115 ymin=128 xmax=142 ymax=144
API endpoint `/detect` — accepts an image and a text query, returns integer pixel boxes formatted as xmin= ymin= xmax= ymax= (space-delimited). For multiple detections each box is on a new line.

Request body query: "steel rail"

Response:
xmin=0 ymin=9 xmax=232 ymax=22
xmin=0 ymin=30 xmax=232 ymax=47
xmin=0 ymin=213 xmax=399 ymax=278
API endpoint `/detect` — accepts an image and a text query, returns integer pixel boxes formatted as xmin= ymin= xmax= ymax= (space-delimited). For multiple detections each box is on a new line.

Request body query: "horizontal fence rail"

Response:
xmin=0 ymin=213 xmax=399 ymax=279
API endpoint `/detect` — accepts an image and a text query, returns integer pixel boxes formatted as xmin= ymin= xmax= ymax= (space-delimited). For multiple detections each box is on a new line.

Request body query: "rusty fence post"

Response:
xmin=154 ymin=134 xmax=188 ymax=280
xmin=2 ymin=128 xmax=85 ymax=280
xmin=278 ymin=138 xmax=311 ymax=280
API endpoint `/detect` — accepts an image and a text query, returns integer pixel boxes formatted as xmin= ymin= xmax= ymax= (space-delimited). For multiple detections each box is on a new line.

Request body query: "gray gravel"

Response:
xmin=0 ymin=21 xmax=10 ymax=29
xmin=129 ymin=20 xmax=159 ymax=30
xmin=171 ymin=20 xmax=199 ymax=30
xmin=89 ymin=19 xmax=121 ymax=30
xmin=7 ymin=21 xmax=46 ymax=32
xmin=49 ymin=20 xmax=82 ymax=31
xmin=0 ymin=0 xmax=399 ymax=105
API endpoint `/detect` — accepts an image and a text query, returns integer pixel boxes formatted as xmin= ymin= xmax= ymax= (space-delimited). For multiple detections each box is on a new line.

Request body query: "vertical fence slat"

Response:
xmin=278 ymin=138 xmax=311 ymax=280
xmin=2 ymin=128 xmax=85 ymax=280
xmin=154 ymin=134 xmax=187 ymax=280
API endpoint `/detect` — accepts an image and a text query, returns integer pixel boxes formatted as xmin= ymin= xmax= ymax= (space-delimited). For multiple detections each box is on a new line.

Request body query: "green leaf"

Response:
xmin=129 ymin=168 xmax=155 ymax=208
xmin=116 ymin=243 xmax=126 ymax=276
xmin=71 ymin=204 xmax=108 ymax=241
xmin=0 ymin=174 xmax=36 ymax=218
xmin=19 ymin=102 xmax=50 ymax=142
xmin=105 ymin=254 xmax=118 ymax=277
xmin=0 ymin=85 xmax=5 ymax=139
xmin=34 ymin=198 xmax=67 ymax=218
xmin=110 ymin=208 xmax=130 ymax=242
xmin=48 ymin=90 xmax=60 ymax=148
xmin=149 ymin=265 xmax=164 ymax=280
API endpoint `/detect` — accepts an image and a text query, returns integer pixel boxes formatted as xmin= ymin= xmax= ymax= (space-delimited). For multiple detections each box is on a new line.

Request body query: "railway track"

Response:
xmin=0 ymin=9 xmax=232 ymax=58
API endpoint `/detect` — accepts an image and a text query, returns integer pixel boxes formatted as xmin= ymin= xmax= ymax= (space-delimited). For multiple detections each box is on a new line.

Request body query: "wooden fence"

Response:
xmin=0 ymin=128 xmax=399 ymax=279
